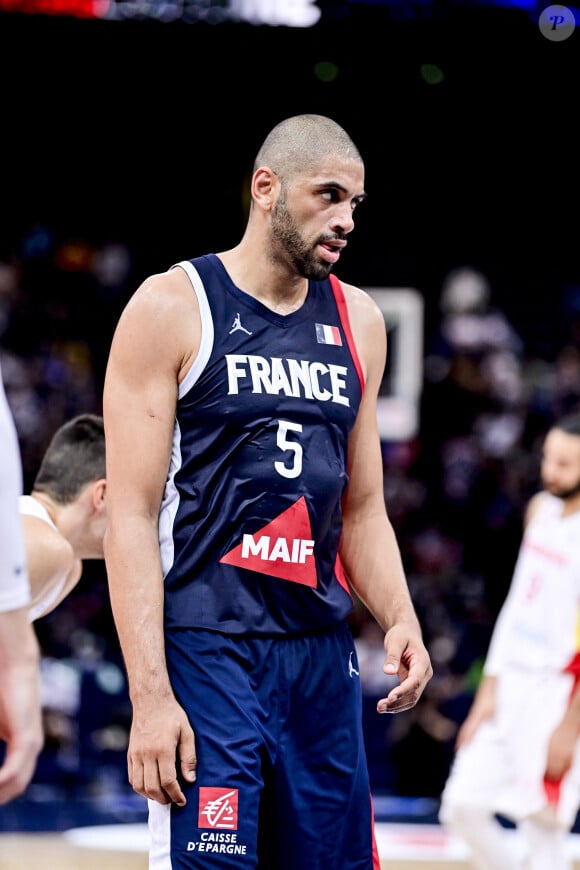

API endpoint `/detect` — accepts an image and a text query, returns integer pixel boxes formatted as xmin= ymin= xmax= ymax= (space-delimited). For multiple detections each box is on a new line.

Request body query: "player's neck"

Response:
xmin=217 ymin=247 xmax=308 ymax=314
xmin=560 ymin=492 xmax=580 ymax=517
xmin=29 ymin=492 xmax=59 ymax=529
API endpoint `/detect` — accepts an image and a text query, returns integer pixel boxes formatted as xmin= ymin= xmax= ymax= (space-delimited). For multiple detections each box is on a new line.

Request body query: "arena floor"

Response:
xmin=3 ymin=823 xmax=580 ymax=870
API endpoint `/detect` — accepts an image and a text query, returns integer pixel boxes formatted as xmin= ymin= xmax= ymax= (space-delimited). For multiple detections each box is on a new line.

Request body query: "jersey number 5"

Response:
xmin=274 ymin=420 xmax=303 ymax=479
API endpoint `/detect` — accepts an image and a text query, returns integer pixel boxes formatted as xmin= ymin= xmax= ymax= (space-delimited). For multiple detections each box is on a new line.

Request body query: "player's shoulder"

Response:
xmin=334 ymin=278 xmax=384 ymax=330
xmin=116 ymin=261 xmax=202 ymax=341
xmin=44 ymin=528 xmax=76 ymax=569
xmin=23 ymin=512 xmax=76 ymax=580
xmin=524 ymin=490 xmax=554 ymax=527
xmin=22 ymin=510 xmax=72 ymax=557
xmin=333 ymin=277 xmax=386 ymax=385
xmin=27 ymin=532 xmax=80 ymax=620
xmin=130 ymin=263 xmax=195 ymax=309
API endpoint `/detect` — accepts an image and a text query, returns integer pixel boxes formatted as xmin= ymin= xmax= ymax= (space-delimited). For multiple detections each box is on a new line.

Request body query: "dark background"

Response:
xmin=1 ymin=2 xmax=578 ymax=359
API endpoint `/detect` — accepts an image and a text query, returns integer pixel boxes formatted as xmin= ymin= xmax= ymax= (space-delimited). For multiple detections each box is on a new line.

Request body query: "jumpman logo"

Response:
xmin=229 ymin=313 xmax=252 ymax=335
xmin=348 ymin=651 xmax=360 ymax=678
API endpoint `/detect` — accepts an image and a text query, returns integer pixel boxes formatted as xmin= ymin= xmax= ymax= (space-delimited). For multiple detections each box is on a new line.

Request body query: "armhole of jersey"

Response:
xmin=171 ymin=260 xmax=214 ymax=398
xmin=329 ymin=274 xmax=365 ymax=390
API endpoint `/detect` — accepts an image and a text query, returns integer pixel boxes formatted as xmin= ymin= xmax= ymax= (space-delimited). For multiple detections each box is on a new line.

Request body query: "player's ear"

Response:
xmin=92 ymin=479 xmax=106 ymax=511
xmin=251 ymin=166 xmax=279 ymax=211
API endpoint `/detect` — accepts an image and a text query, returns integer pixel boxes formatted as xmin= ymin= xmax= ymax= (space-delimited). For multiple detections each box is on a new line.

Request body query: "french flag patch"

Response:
xmin=315 ymin=323 xmax=342 ymax=346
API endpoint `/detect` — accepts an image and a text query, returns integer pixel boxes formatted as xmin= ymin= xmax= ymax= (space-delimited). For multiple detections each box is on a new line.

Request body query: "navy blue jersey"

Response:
xmin=159 ymin=254 xmax=365 ymax=634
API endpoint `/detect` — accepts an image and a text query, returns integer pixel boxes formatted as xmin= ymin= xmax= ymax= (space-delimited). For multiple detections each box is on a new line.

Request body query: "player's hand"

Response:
xmin=0 ymin=697 xmax=43 ymax=804
xmin=128 ymin=695 xmax=197 ymax=806
xmin=0 ymin=611 xmax=43 ymax=805
xmin=376 ymin=624 xmax=433 ymax=714
xmin=546 ymin=719 xmax=576 ymax=782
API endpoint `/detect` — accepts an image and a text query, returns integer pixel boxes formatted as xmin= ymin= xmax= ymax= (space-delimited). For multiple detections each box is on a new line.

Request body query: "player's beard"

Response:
xmin=545 ymin=478 xmax=580 ymax=501
xmin=271 ymin=192 xmax=332 ymax=281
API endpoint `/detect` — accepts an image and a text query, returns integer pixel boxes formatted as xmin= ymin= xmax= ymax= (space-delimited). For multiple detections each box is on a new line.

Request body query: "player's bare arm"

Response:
xmin=0 ymin=605 xmax=43 ymax=804
xmin=103 ymin=268 xmax=199 ymax=806
xmin=546 ymin=679 xmax=580 ymax=782
xmin=454 ymin=674 xmax=497 ymax=749
xmin=339 ymin=283 xmax=432 ymax=713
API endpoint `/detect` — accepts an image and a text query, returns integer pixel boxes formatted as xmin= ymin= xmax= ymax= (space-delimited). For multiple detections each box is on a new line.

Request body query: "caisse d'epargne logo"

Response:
xmin=198 ymin=786 xmax=239 ymax=829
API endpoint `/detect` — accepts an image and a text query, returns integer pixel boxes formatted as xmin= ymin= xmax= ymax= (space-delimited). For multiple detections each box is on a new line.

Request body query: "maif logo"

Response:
xmin=198 ymin=787 xmax=239 ymax=829
xmin=219 ymin=497 xmax=317 ymax=587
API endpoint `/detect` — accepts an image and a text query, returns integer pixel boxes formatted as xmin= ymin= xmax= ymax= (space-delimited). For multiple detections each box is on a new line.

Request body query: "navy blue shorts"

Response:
xmin=149 ymin=622 xmax=380 ymax=869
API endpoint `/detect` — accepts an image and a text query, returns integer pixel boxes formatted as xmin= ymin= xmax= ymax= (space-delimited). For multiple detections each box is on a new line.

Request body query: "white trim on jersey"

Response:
xmin=171 ymin=260 xmax=214 ymax=399
xmin=19 ymin=496 xmax=65 ymax=622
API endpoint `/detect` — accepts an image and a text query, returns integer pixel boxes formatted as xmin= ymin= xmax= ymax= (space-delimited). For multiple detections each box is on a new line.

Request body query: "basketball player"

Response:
xmin=103 ymin=113 xmax=433 ymax=869
xmin=20 ymin=413 xmax=107 ymax=621
xmin=439 ymin=411 xmax=580 ymax=870
xmin=0 ymin=363 xmax=42 ymax=804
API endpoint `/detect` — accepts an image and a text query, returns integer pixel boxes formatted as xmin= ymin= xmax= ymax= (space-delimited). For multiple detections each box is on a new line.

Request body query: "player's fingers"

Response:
xmin=0 ymin=749 xmax=36 ymax=805
xmin=127 ymin=752 xmax=146 ymax=797
xmin=377 ymin=674 xmax=424 ymax=714
xmin=128 ymin=750 xmax=172 ymax=805
xmin=383 ymin=653 xmax=400 ymax=676
xmin=178 ymin=729 xmax=197 ymax=785
xmin=156 ymin=751 xmax=185 ymax=807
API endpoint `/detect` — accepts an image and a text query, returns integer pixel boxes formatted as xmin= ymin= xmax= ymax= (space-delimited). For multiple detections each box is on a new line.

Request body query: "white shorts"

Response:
xmin=440 ymin=668 xmax=580 ymax=827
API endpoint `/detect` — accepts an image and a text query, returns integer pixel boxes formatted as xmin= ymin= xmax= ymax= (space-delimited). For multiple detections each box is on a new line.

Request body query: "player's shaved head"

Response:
xmin=254 ymin=114 xmax=363 ymax=179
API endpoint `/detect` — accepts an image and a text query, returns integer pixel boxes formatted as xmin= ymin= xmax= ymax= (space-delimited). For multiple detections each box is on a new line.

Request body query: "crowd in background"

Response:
xmin=2 ymin=223 xmax=580 ymax=811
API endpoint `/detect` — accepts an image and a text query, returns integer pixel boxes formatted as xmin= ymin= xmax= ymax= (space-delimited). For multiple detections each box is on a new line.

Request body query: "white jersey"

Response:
xmin=0 ymin=366 xmax=30 ymax=611
xmin=485 ymin=493 xmax=580 ymax=676
xmin=441 ymin=492 xmax=580 ymax=831
xmin=19 ymin=495 xmax=63 ymax=622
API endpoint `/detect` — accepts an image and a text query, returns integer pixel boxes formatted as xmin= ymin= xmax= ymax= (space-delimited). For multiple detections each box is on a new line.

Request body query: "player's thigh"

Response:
xmin=162 ymin=631 xmax=274 ymax=868
xmin=440 ymin=721 xmax=509 ymax=813
xmin=265 ymin=625 xmax=376 ymax=869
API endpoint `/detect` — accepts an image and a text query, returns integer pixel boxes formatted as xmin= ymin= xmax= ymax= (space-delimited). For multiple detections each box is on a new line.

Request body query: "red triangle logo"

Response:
xmin=219 ymin=496 xmax=317 ymax=587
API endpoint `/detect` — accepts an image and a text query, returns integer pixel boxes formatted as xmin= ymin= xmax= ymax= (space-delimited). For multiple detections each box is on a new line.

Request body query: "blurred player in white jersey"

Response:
xmin=440 ymin=411 xmax=580 ymax=870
